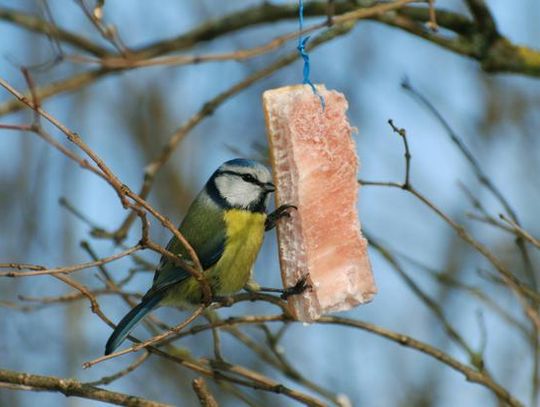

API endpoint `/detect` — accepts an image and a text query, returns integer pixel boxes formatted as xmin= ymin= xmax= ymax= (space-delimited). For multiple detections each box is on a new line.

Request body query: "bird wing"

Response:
xmin=150 ymin=195 xmax=226 ymax=291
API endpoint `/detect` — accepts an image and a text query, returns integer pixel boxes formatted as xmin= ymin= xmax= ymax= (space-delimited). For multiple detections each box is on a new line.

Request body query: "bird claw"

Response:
xmin=211 ymin=295 xmax=234 ymax=307
xmin=276 ymin=204 xmax=297 ymax=219
xmin=280 ymin=275 xmax=311 ymax=300
xmin=265 ymin=204 xmax=298 ymax=231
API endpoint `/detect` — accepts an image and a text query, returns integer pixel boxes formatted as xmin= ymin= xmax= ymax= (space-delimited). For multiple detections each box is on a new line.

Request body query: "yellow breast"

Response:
xmin=212 ymin=209 xmax=266 ymax=294
xmin=163 ymin=209 xmax=266 ymax=305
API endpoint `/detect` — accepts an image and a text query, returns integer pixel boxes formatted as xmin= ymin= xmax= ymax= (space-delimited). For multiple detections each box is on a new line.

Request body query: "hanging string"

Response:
xmin=297 ymin=0 xmax=325 ymax=109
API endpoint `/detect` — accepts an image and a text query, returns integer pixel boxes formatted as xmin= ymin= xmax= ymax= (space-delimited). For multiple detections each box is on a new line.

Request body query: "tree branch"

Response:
xmin=160 ymin=314 xmax=523 ymax=407
xmin=0 ymin=368 xmax=171 ymax=407
xmin=0 ymin=7 xmax=110 ymax=57
xmin=317 ymin=316 xmax=524 ymax=407
xmin=375 ymin=6 xmax=540 ymax=76
xmin=0 ymin=245 xmax=141 ymax=277
xmin=4 ymin=1 xmax=539 ymax=120
xmin=192 ymin=377 xmax=219 ymax=407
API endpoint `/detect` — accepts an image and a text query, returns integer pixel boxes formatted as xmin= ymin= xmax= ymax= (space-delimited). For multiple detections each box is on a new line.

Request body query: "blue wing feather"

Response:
xmin=104 ymin=291 xmax=164 ymax=355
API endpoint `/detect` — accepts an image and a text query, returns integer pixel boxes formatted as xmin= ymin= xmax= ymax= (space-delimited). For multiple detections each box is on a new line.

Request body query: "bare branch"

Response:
xmin=0 ymin=7 xmax=109 ymax=56
xmin=464 ymin=0 xmax=498 ymax=39
xmin=367 ymin=234 xmax=479 ymax=365
xmin=0 ymin=75 xmax=211 ymax=300
xmin=0 ymin=69 xmax=109 ymax=117
xmin=192 ymin=377 xmax=219 ymax=407
xmin=0 ymin=368 xmax=171 ymax=407
xmin=83 ymin=306 xmax=205 ymax=368
xmin=499 ymin=214 xmax=540 ymax=251
xmin=359 ymin=125 xmax=540 ymax=332
xmin=85 ymin=352 xmax=150 ymax=386
xmin=402 ymin=79 xmax=537 ymax=288
xmin=11 ymin=0 xmax=538 ymax=121
xmin=162 ymin=314 xmax=524 ymax=406
xmin=74 ymin=0 xmax=128 ymax=55
xmin=317 ymin=316 xmax=523 ymax=407
xmin=0 ymin=245 xmax=141 ymax=277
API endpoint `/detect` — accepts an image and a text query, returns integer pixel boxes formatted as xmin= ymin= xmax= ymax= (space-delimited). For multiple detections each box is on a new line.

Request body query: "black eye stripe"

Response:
xmin=218 ymin=170 xmax=261 ymax=185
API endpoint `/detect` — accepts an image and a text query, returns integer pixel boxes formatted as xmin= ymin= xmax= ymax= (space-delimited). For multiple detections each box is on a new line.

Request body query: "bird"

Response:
xmin=105 ymin=158 xmax=296 ymax=355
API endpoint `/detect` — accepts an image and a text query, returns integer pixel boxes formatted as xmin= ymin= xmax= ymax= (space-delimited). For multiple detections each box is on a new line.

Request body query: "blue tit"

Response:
xmin=105 ymin=158 xmax=282 ymax=355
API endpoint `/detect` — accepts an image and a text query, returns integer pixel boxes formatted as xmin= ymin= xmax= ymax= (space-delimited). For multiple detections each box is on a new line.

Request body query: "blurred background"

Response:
xmin=1 ymin=0 xmax=539 ymax=406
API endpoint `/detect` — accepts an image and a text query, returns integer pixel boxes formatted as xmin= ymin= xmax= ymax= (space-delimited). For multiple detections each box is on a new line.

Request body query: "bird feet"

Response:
xmin=265 ymin=204 xmax=297 ymax=231
xmin=279 ymin=275 xmax=311 ymax=300
xmin=254 ymin=275 xmax=311 ymax=300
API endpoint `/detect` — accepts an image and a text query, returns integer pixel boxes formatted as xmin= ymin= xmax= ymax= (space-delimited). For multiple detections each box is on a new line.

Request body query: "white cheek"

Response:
xmin=216 ymin=178 xmax=260 ymax=208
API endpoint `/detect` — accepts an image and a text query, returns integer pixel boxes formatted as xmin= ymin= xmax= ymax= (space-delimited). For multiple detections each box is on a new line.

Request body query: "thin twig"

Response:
xmin=317 ymin=316 xmax=523 ymax=407
xmin=401 ymin=78 xmax=537 ymax=289
xmin=388 ymin=119 xmax=411 ymax=188
xmin=0 ymin=7 xmax=109 ymax=56
xmin=85 ymin=351 xmax=150 ymax=386
xmin=192 ymin=377 xmax=219 ymax=407
xmin=0 ymin=245 xmax=141 ymax=277
xmin=499 ymin=214 xmax=540 ymax=250
xmin=75 ymin=0 xmax=128 ymax=55
xmin=426 ymin=0 xmax=438 ymax=31
xmin=0 ymin=75 xmax=210 ymax=301
xmin=367 ymin=233 xmax=480 ymax=366
xmin=360 ymin=122 xmax=540 ymax=333
xmin=158 ymin=313 xmax=523 ymax=407
xmin=83 ymin=306 xmax=204 ymax=368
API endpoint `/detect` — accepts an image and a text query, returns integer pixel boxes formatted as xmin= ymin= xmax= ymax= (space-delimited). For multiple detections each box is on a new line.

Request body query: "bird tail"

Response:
xmin=105 ymin=292 xmax=164 ymax=355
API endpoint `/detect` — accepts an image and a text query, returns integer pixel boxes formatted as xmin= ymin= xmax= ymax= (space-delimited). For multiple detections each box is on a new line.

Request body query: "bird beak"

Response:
xmin=264 ymin=182 xmax=276 ymax=193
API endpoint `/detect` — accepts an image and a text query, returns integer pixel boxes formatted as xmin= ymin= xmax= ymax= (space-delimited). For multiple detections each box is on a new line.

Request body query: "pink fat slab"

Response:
xmin=263 ymin=84 xmax=376 ymax=321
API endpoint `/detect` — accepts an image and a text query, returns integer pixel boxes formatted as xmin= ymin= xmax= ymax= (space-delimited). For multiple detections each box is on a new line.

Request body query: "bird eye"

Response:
xmin=242 ymin=174 xmax=256 ymax=183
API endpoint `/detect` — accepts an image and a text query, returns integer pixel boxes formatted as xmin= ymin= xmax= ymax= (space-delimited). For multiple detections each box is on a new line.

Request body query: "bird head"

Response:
xmin=208 ymin=158 xmax=275 ymax=212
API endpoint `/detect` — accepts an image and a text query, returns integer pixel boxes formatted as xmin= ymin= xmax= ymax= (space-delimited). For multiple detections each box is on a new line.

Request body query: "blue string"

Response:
xmin=297 ymin=0 xmax=325 ymax=110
